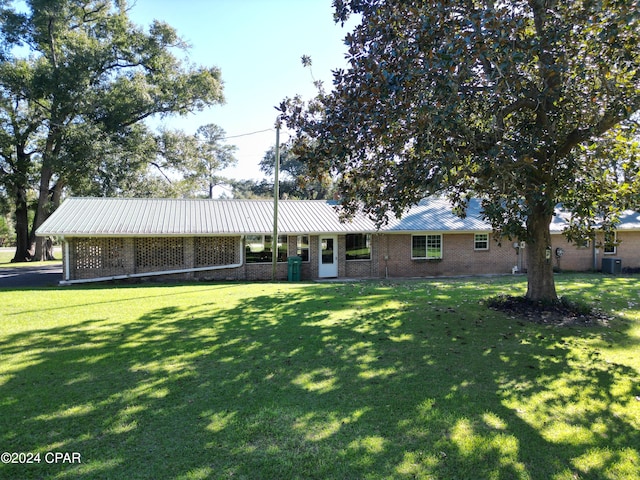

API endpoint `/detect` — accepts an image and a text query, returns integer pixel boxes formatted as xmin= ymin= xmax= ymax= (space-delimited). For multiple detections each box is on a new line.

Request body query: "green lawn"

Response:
xmin=0 ymin=246 xmax=62 ymax=267
xmin=1 ymin=275 xmax=638 ymax=479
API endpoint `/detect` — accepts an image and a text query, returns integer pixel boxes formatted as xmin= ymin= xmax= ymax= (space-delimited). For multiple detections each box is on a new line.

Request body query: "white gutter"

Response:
xmin=64 ymin=238 xmax=70 ymax=282
xmin=59 ymin=237 xmax=244 ymax=286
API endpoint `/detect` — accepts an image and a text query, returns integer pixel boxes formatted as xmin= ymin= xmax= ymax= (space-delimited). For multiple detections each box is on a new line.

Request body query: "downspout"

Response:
xmin=63 ymin=237 xmax=70 ymax=282
xmin=59 ymin=236 xmax=245 ymax=286
xmin=385 ymin=233 xmax=389 ymax=279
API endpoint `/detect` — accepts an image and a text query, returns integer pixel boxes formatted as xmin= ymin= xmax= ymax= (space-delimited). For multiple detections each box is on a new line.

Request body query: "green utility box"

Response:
xmin=287 ymin=256 xmax=302 ymax=281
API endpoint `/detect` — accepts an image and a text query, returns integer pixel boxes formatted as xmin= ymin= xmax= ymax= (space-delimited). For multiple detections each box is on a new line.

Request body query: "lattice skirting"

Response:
xmin=73 ymin=238 xmax=126 ymax=276
xmin=69 ymin=236 xmax=241 ymax=279
xmin=195 ymin=237 xmax=239 ymax=267
xmin=135 ymin=237 xmax=185 ymax=271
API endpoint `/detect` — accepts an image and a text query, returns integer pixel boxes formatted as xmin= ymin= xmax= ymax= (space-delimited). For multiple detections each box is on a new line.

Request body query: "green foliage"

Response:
xmin=0 ymin=213 xmax=13 ymax=245
xmin=563 ymin=124 xmax=640 ymax=244
xmin=0 ymin=0 xmax=225 ymax=256
xmin=281 ymin=0 xmax=640 ymax=300
xmin=138 ymin=124 xmax=238 ymax=199
xmin=259 ymin=144 xmax=334 ymax=199
xmin=229 ymin=178 xmax=274 ymax=199
xmin=187 ymin=124 xmax=237 ymax=198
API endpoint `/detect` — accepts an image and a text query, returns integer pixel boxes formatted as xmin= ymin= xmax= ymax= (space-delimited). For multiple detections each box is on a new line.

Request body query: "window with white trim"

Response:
xmin=603 ymin=231 xmax=617 ymax=254
xmin=474 ymin=233 xmax=489 ymax=251
xmin=412 ymin=234 xmax=442 ymax=259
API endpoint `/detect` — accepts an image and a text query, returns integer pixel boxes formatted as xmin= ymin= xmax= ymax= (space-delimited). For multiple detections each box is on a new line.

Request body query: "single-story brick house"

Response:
xmin=36 ymin=197 xmax=640 ymax=284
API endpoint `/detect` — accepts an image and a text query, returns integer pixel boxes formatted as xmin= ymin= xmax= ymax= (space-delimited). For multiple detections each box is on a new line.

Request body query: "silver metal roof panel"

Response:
xmin=36 ymin=198 xmax=381 ymax=237
xmin=38 ymin=197 xmax=637 ymax=238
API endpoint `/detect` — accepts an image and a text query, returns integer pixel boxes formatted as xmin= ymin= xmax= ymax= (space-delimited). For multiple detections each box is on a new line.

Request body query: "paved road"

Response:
xmin=0 ymin=264 xmax=63 ymax=288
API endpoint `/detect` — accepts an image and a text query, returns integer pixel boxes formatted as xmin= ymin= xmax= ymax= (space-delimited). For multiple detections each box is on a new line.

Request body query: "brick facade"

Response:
xmin=62 ymin=230 xmax=640 ymax=283
xmin=548 ymin=231 xmax=640 ymax=272
xmin=377 ymin=233 xmax=518 ymax=278
xmin=66 ymin=236 xmax=242 ymax=282
xmin=610 ymin=231 xmax=640 ymax=269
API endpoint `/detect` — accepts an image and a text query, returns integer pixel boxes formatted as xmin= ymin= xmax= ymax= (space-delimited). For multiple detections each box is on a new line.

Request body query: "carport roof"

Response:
xmin=35 ymin=198 xmax=374 ymax=236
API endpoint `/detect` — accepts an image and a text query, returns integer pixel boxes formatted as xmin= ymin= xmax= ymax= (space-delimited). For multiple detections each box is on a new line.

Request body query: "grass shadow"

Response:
xmin=0 ymin=278 xmax=638 ymax=479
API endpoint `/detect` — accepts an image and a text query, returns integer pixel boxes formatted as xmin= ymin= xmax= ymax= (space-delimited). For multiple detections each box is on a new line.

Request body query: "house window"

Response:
xmin=603 ymin=231 xmax=617 ymax=254
xmin=412 ymin=234 xmax=442 ymax=259
xmin=245 ymin=235 xmax=288 ymax=263
xmin=577 ymin=238 xmax=591 ymax=249
xmin=346 ymin=234 xmax=371 ymax=260
xmin=297 ymin=235 xmax=310 ymax=262
xmin=474 ymin=233 xmax=489 ymax=251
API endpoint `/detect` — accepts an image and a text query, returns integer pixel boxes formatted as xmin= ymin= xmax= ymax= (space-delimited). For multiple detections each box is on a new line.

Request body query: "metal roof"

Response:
xmin=549 ymin=206 xmax=640 ymax=232
xmin=37 ymin=197 xmax=640 ymax=238
xmin=35 ymin=198 xmax=380 ymax=237
xmin=386 ymin=197 xmax=489 ymax=232
xmin=616 ymin=210 xmax=640 ymax=230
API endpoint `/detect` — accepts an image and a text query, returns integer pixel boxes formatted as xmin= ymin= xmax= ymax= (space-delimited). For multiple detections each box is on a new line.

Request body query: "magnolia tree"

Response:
xmin=280 ymin=0 xmax=640 ymax=301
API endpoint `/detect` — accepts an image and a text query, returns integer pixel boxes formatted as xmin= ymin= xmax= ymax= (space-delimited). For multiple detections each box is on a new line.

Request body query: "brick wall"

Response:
xmin=344 ymin=234 xmax=379 ymax=278
xmin=548 ymin=231 xmax=640 ymax=272
xmin=547 ymin=235 xmax=594 ymax=272
xmin=68 ymin=236 xmax=243 ymax=281
xmin=65 ymin=230 xmax=640 ymax=283
xmin=378 ymin=233 xmax=518 ymax=278
xmin=613 ymin=231 xmax=640 ymax=269
xmin=68 ymin=237 xmax=133 ymax=280
xmin=199 ymin=236 xmax=296 ymax=281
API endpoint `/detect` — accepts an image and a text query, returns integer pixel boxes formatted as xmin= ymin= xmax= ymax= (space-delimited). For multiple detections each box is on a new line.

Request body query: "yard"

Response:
xmin=0 ymin=246 xmax=62 ymax=267
xmin=0 ymin=275 xmax=638 ymax=479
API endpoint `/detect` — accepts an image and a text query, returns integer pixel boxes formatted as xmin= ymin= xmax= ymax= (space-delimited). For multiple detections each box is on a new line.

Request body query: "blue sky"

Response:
xmin=128 ymin=0 xmax=355 ymax=183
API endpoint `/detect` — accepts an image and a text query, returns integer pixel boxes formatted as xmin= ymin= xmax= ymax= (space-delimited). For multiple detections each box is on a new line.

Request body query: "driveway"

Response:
xmin=0 ymin=264 xmax=63 ymax=288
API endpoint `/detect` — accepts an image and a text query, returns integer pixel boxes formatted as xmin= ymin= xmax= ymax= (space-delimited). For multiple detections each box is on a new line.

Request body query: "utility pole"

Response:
xmin=271 ymin=119 xmax=281 ymax=281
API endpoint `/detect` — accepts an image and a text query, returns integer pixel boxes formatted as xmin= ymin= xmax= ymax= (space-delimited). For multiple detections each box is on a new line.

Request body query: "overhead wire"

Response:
xmin=223 ymin=128 xmax=274 ymax=140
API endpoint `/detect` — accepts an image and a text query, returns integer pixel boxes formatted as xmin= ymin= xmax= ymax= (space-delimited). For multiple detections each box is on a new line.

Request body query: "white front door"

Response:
xmin=318 ymin=235 xmax=338 ymax=278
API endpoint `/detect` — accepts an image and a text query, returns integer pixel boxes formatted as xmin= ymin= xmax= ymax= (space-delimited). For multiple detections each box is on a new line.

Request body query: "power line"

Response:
xmin=223 ymin=128 xmax=274 ymax=140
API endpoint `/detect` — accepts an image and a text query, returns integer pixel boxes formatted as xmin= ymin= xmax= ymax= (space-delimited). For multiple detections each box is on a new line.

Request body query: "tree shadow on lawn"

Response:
xmin=1 ymin=281 xmax=638 ymax=479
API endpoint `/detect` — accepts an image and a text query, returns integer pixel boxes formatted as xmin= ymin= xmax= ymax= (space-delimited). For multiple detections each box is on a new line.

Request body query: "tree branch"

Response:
xmin=47 ymin=17 xmax=58 ymax=69
xmin=496 ymin=97 xmax=539 ymax=132
xmin=557 ymin=109 xmax=628 ymax=158
xmin=149 ymin=161 xmax=174 ymax=184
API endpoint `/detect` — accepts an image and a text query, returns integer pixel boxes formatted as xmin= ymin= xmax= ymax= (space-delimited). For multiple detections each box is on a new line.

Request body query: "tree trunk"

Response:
xmin=31 ymin=111 xmax=61 ymax=261
xmin=525 ymin=206 xmax=558 ymax=301
xmin=39 ymin=180 xmax=64 ymax=261
xmin=30 ymin=166 xmax=54 ymax=261
xmin=43 ymin=237 xmax=55 ymax=260
xmin=12 ymin=185 xmax=32 ymax=262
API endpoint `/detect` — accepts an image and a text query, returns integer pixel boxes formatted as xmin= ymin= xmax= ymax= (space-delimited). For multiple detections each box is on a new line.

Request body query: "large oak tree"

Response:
xmin=281 ymin=0 xmax=640 ymax=301
xmin=0 ymin=0 xmax=224 ymax=261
